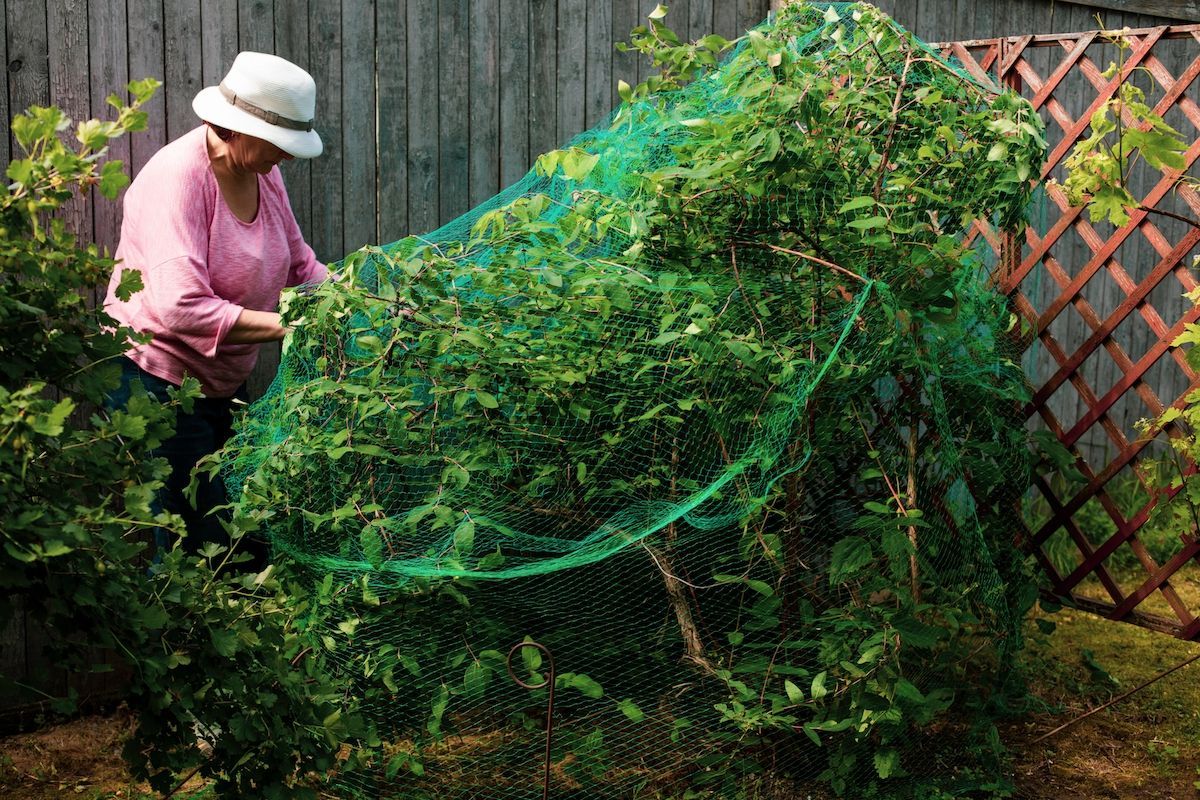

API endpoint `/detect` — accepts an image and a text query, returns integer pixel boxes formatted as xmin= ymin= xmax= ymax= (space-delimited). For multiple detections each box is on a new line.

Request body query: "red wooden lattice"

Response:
xmin=934 ymin=25 xmax=1200 ymax=638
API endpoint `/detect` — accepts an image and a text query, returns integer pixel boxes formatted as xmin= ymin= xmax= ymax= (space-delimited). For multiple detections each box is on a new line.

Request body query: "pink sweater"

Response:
xmin=104 ymin=125 xmax=327 ymax=397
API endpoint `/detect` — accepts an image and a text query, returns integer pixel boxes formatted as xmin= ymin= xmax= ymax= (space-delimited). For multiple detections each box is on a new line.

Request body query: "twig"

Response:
xmin=164 ymin=763 xmax=205 ymax=799
xmin=738 ymin=241 xmax=868 ymax=285
xmin=1030 ymin=649 xmax=1200 ymax=744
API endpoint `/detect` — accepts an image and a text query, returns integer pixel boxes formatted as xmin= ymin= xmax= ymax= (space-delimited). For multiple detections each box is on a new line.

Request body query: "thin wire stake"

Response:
xmin=506 ymin=640 xmax=556 ymax=800
xmin=1030 ymin=649 xmax=1200 ymax=744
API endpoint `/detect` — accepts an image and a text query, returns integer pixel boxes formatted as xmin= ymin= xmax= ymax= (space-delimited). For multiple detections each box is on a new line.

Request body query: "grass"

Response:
xmin=1009 ymin=605 xmax=1200 ymax=800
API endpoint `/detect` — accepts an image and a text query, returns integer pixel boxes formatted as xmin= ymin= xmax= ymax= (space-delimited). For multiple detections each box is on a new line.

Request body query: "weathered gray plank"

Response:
xmin=407 ymin=0 xmax=440 ymax=233
xmin=47 ymin=0 xmax=91 ymax=245
xmin=163 ymin=0 xmax=202 ymax=143
xmin=529 ymin=0 xmax=558 ymax=159
xmin=469 ymin=0 xmax=501 ymax=207
xmin=557 ymin=0 xmax=586 ymax=143
xmin=739 ymin=0 xmax=766 ymax=33
xmin=310 ymin=0 xmax=345 ymax=260
xmin=127 ymin=0 xmax=167 ymax=175
xmin=89 ymin=0 xmax=130 ymax=258
xmin=499 ymin=0 xmax=531 ymax=185
xmin=342 ymin=0 xmax=378 ymax=250
xmin=1060 ymin=0 xmax=1200 ymax=22
xmin=584 ymin=0 xmax=613 ymax=129
xmin=239 ymin=0 xmax=276 ymax=54
xmin=439 ymin=0 xmax=469 ymax=224
xmin=6 ymin=0 xmax=50 ymax=127
xmin=377 ymin=0 xmax=409 ymax=242
xmin=635 ymin=0 xmax=659 ymax=88
xmin=201 ymin=0 xmax=240 ymax=87
xmin=713 ymin=0 xmax=737 ymax=41
xmin=611 ymin=0 xmax=639 ymax=109
xmin=275 ymin=0 xmax=313 ymax=241
xmin=689 ymin=0 xmax=714 ymax=41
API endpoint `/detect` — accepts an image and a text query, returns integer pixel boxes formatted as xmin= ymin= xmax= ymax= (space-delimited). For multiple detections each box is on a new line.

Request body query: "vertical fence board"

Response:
xmin=499 ymin=0 xmax=530 ymax=184
xmin=689 ymin=0 xmax=714 ymax=41
xmin=163 ymin=1 xmax=202 ymax=143
xmin=239 ymin=0 xmax=276 ymax=54
xmin=611 ymin=0 xmax=638 ymax=108
xmin=6 ymin=0 xmax=49 ymax=125
xmin=89 ymin=0 xmax=129 ymax=256
xmin=343 ymin=0 xmax=378 ymax=250
xmin=127 ymin=0 xmax=168 ymax=172
xmin=202 ymin=0 xmax=241 ymax=87
xmin=377 ymin=0 xmax=409 ymax=242
xmin=310 ymin=0 xmax=345 ymax=259
xmin=713 ymin=0 xmax=737 ymax=42
xmin=438 ymin=0 xmax=469 ymax=224
xmin=47 ymin=0 xmax=91 ymax=248
xmin=557 ymin=0 xmax=586 ymax=143
xmin=406 ymin=0 xmax=439 ymax=233
xmin=584 ymin=0 xmax=612 ymax=129
xmin=276 ymin=1 xmax=313 ymax=240
xmin=529 ymin=0 xmax=558 ymax=161
xmin=469 ymin=0 xmax=500 ymax=207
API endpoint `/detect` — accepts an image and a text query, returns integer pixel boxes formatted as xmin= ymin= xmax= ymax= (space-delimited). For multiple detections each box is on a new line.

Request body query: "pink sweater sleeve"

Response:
xmin=132 ymin=181 xmax=244 ymax=359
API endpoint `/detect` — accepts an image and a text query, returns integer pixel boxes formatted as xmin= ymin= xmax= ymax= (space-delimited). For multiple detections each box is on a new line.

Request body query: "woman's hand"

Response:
xmin=223 ymin=308 xmax=290 ymax=344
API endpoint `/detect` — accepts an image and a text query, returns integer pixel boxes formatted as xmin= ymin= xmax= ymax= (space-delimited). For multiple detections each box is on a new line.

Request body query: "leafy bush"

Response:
xmin=0 ymin=83 xmax=373 ymax=797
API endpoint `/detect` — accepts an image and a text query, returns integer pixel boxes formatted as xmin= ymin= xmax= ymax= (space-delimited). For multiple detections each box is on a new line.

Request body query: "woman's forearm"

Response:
xmin=223 ymin=308 xmax=289 ymax=344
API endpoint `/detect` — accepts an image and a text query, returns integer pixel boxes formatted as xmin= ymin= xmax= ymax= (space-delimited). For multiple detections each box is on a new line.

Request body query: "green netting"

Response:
xmin=221 ymin=3 xmax=1046 ymax=797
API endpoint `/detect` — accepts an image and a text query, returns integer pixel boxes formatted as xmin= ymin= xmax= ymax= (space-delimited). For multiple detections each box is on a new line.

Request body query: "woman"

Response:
xmin=105 ymin=51 xmax=327 ymax=561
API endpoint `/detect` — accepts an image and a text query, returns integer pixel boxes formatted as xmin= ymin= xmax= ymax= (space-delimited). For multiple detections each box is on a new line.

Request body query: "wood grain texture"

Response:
xmin=469 ymin=0 xmax=501 ymax=207
xmin=438 ymin=0 xmax=469 ymax=224
xmin=201 ymin=0 xmax=240 ymax=86
xmin=310 ymin=0 xmax=345 ymax=259
xmin=127 ymin=0 xmax=168 ymax=172
xmin=342 ymin=0 xmax=378 ymax=250
xmin=557 ymin=0 xmax=587 ymax=143
xmin=529 ymin=0 xmax=558 ymax=161
xmin=239 ymin=0 xmax=276 ymax=53
xmin=585 ymin=0 xmax=613 ymax=129
xmin=499 ymin=0 xmax=531 ymax=184
xmin=406 ymin=0 xmax=440 ymax=233
xmin=47 ymin=0 xmax=91 ymax=245
xmin=377 ymin=0 xmax=409 ymax=242
xmin=275 ymin=3 xmax=313 ymax=239
xmin=163 ymin=0 xmax=202 ymax=142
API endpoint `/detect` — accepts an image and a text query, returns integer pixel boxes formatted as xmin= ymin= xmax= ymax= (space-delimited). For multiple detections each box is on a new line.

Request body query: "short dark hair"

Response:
xmin=206 ymin=122 xmax=236 ymax=142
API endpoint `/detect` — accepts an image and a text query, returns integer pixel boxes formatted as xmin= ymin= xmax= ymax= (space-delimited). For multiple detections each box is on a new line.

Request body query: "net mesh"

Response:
xmin=221 ymin=2 xmax=1046 ymax=796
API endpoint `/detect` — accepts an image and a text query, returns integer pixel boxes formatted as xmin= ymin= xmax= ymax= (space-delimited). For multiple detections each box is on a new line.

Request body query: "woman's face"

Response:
xmin=227 ymin=133 xmax=294 ymax=175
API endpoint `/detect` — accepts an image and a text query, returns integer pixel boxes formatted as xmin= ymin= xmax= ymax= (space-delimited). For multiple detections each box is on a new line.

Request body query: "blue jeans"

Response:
xmin=107 ymin=357 xmax=262 ymax=567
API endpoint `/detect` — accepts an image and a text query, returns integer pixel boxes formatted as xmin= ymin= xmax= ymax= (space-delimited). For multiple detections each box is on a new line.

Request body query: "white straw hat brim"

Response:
xmin=192 ymin=85 xmax=323 ymax=159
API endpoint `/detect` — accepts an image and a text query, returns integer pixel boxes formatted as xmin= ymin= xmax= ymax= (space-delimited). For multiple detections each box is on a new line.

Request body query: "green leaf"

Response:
xmin=210 ymin=628 xmax=238 ymax=657
xmin=847 ymin=215 xmax=887 ymax=230
xmin=98 ymin=160 xmax=130 ymax=199
xmin=114 ymin=268 xmax=144 ymax=302
xmin=453 ymin=519 xmax=475 ymax=553
xmin=784 ymin=679 xmax=803 ymax=704
xmin=810 ymin=671 xmax=828 ymax=701
xmin=828 ymin=537 xmax=873 ymax=584
xmin=617 ymin=698 xmax=645 ymax=722
xmin=475 ymin=390 xmax=499 ymax=409
xmin=838 ymin=196 xmax=875 ymax=213
xmin=874 ymin=748 xmax=900 ymax=779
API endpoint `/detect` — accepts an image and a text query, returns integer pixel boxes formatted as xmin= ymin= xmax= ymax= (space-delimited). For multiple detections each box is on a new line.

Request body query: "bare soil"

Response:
xmin=2 ymin=610 xmax=1198 ymax=799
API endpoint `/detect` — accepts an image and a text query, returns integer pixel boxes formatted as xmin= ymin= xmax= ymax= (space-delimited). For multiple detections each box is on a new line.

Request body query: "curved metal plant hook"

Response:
xmin=506 ymin=639 xmax=556 ymax=800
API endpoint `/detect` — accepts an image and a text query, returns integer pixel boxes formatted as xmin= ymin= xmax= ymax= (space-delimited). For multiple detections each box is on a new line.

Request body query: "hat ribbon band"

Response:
xmin=218 ymin=82 xmax=313 ymax=132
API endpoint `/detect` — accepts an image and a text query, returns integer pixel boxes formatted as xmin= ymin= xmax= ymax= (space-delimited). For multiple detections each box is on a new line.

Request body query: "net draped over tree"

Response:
xmin=219 ymin=3 xmax=1046 ymax=797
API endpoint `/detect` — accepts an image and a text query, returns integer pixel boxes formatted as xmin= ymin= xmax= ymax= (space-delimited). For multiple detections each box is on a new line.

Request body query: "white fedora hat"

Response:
xmin=192 ymin=51 xmax=322 ymax=159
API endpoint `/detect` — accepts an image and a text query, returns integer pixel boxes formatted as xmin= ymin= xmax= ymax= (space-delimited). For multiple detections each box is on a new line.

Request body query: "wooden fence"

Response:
xmin=938 ymin=24 xmax=1200 ymax=637
xmin=3 ymin=0 xmax=1200 ymax=718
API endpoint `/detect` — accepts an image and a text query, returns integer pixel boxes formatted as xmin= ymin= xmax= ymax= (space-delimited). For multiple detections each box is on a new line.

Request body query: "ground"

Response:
xmin=2 ymin=610 xmax=1199 ymax=799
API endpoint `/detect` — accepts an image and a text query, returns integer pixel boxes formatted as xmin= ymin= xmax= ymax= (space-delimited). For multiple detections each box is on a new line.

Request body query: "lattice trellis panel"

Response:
xmin=934 ymin=25 xmax=1200 ymax=638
